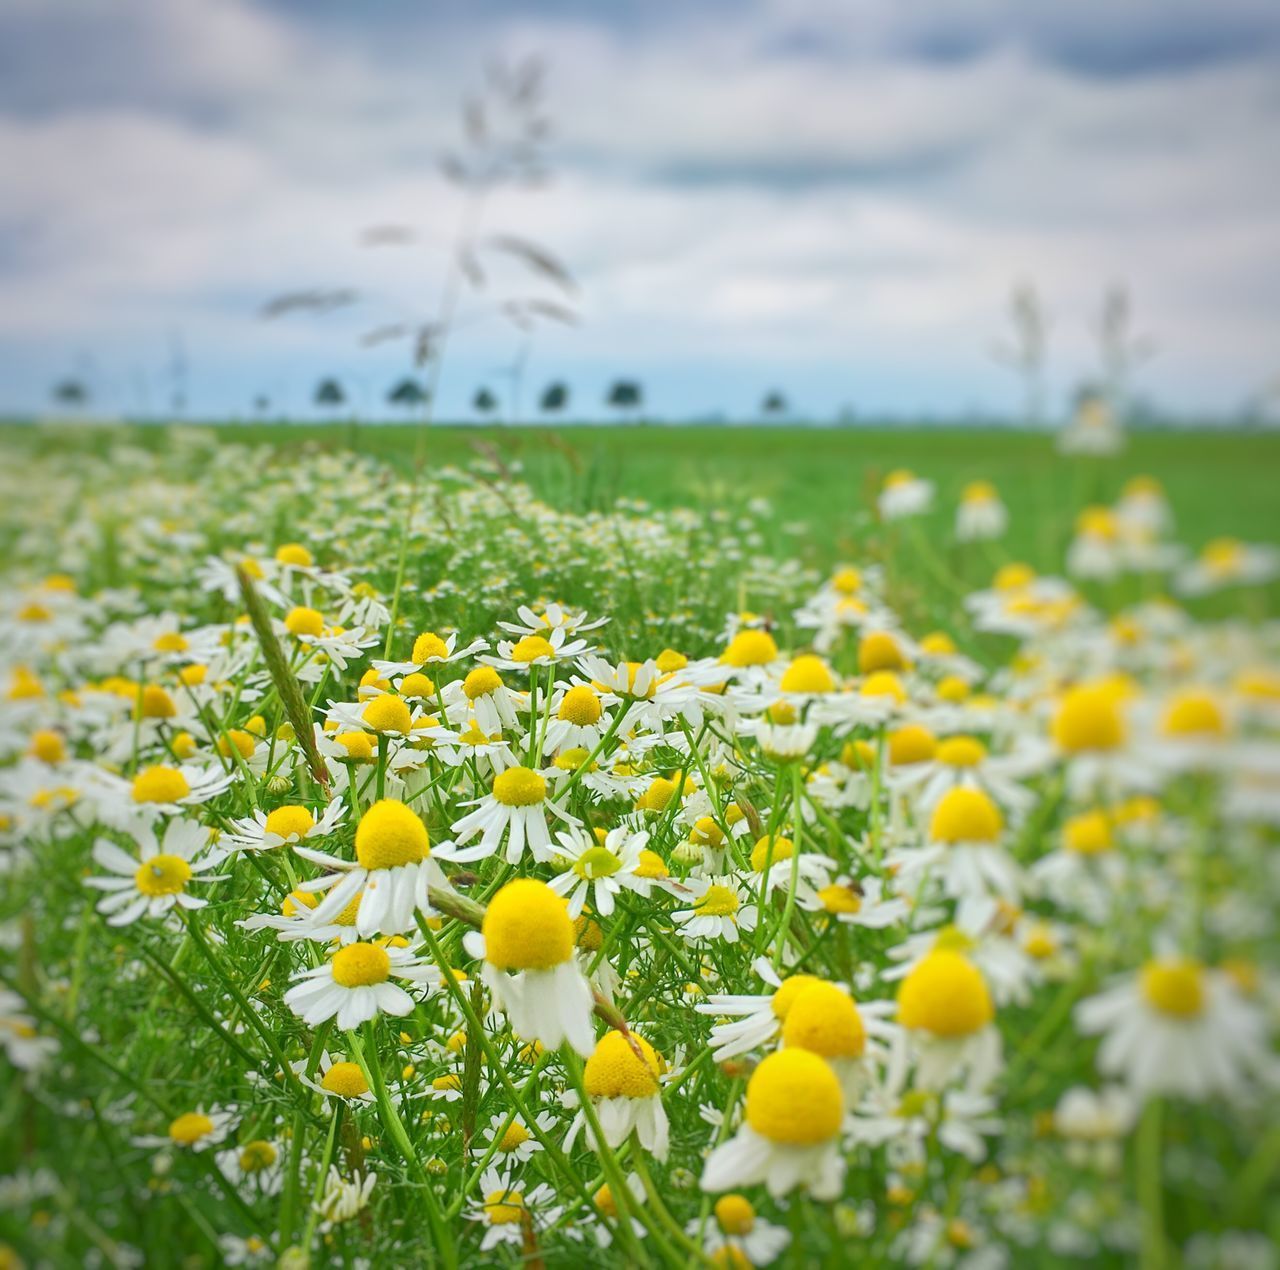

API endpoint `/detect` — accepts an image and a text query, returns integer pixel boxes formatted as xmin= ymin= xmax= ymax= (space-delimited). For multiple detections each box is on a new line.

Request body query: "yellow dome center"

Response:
xmin=779 ymin=655 xmax=835 ymax=694
xmin=715 ymin=1194 xmax=757 ymax=1235
xmin=355 ymin=799 xmax=429 ymax=869
xmin=558 ymin=685 xmax=603 ymax=726
xmin=284 ymin=607 xmax=324 ymax=638
xmin=483 ymin=879 xmax=574 ymax=970
xmin=484 ymin=1190 xmax=525 ymax=1225
xmin=492 ymin=766 xmax=547 ymax=807
xmin=745 ymin=1049 xmax=843 ymax=1145
xmin=858 ymin=630 xmax=906 ymax=674
xmin=722 ymin=629 xmax=780 ymax=668
xmin=511 ymin=635 xmax=556 ymax=663
xmin=1052 ymin=686 xmax=1126 ymax=754
xmin=239 ymin=1140 xmax=278 ymax=1172
xmin=695 ymin=884 xmax=740 ymax=917
xmin=574 ymin=845 xmax=623 ymax=880
xmin=770 ymin=973 xmax=823 ymax=1020
xmin=1140 ymin=958 xmax=1205 ymax=1018
xmin=331 ymin=943 xmax=392 ymax=988
xmin=134 ymin=854 xmax=193 ymax=897
xmin=929 ymin=786 xmax=1003 ymax=844
xmin=888 ymin=725 xmax=937 ymax=766
xmin=583 ymin=1030 xmax=662 ymax=1099
xmin=131 ymin=765 xmax=191 ymax=804
xmin=264 ymin=805 xmax=316 ymax=841
xmin=1161 ymin=691 xmax=1226 ymax=739
xmin=750 ymin=835 xmax=794 ymax=872
xmin=463 ymin=667 xmax=503 ymax=700
xmin=498 ymin=1121 xmax=530 ymax=1152
xmin=411 ymin=632 xmax=450 ymax=663
xmin=936 ymin=735 xmax=986 ymax=768
xmin=168 ymin=1112 xmax=215 ymax=1145
xmin=1063 ymin=810 xmax=1112 ymax=855
xmin=321 ymin=1061 xmax=370 ymax=1098
xmin=275 ymin=543 xmax=313 ymax=567
xmin=782 ymin=982 xmax=866 ymax=1059
xmin=896 ymin=950 xmax=994 ymax=1037
xmin=364 ymin=694 xmax=412 ymax=734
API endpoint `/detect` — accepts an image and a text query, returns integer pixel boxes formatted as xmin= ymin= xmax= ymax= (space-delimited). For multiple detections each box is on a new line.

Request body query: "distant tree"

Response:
xmin=540 ymin=381 xmax=569 ymax=414
xmin=761 ymin=390 xmax=787 ymax=418
xmin=606 ymin=379 xmax=643 ymax=422
xmin=314 ymin=378 xmax=346 ymax=412
xmin=253 ymin=394 xmax=271 ymax=416
xmin=473 ymin=387 xmax=498 ymax=416
xmin=52 ymin=378 xmax=88 ymax=409
xmin=387 ymin=378 xmax=427 ymax=415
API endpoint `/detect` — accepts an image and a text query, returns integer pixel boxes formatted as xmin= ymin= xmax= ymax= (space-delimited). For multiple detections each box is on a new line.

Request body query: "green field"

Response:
xmin=8 ymin=422 xmax=1280 ymax=569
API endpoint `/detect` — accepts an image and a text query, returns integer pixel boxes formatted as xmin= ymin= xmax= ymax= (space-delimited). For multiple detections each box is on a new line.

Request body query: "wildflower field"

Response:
xmin=1 ymin=420 xmax=1278 ymax=1269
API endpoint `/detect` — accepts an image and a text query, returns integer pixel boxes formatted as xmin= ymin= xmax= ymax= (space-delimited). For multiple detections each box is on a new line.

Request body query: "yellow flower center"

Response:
xmin=134 ymin=854 xmax=192 ymax=897
xmin=655 ymin=647 xmax=688 ymax=672
xmin=715 ymin=1194 xmax=757 ymax=1236
xmin=583 ymin=1030 xmax=662 ymax=1099
xmin=574 ymin=845 xmax=622 ymax=880
xmin=929 ymin=786 xmax=1003 ymax=844
xmin=399 ymin=672 xmax=436 ymax=699
xmin=28 ymin=730 xmax=66 ymax=764
xmin=511 ymin=635 xmax=556 ymax=663
xmin=412 ymin=632 xmax=450 ymax=663
xmin=336 ymin=731 xmax=375 ymax=760
xmin=137 ymin=685 xmax=177 ymax=719
xmin=364 ymin=694 xmax=412 ymax=734
xmin=721 ymin=629 xmax=779 ymax=668
xmin=331 ymin=943 xmax=392 ymax=988
xmin=239 ymin=1140 xmax=277 ymax=1172
xmin=558 ymin=685 xmax=602 ymax=726
xmin=1063 ymin=810 xmax=1112 ymax=855
xmin=636 ymin=775 xmax=680 ymax=812
xmin=695 ymin=884 xmax=740 ymax=917
xmin=1140 ymin=957 xmax=1205 ymax=1018
xmin=1202 ymin=537 xmax=1243 ymax=575
xmin=920 ymin=630 xmax=957 ymax=655
xmin=1023 ymin=924 xmax=1057 ymax=959
xmin=264 ymin=805 xmax=316 ymax=841
xmin=817 ymin=883 xmax=861 ymax=914
xmin=782 ymin=982 xmax=866 ymax=1059
xmin=492 ymin=766 xmax=547 ymax=807
xmin=858 ymin=630 xmax=906 ymax=674
xmin=897 ymin=950 xmax=994 ymax=1037
xmin=131 ymin=765 xmax=191 ymax=804
xmin=275 ymin=543 xmax=313 ymax=567
xmin=320 ymin=1061 xmax=370 ymax=1098
xmin=482 ymin=879 xmax=574 ymax=971
xmin=484 ymin=1189 xmax=525 ymax=1225
xmin=750 ymin=835 xmax=794 ymax=872
xmin=1161 ymin=690 xmax=1227 ymax=740
xmin=936 ymin=735 xmax=987 ymax=768
xmin=832 ymin=566 xmax=862 ymax=595
xmin=994 ymin=562 xmax=1035 ymax=591
xmin=355 ymin=799 xmax=429 ymax=869
xmin=433 ymin=1074 xmax=462 ymax=1093
xmin=594 ymin=1182 xmax=618 ymax=1218
xmin=770 ymin=973 xmax=823 ymax=1019
xmin=216 ymin=730 xmax=256 ymax=761
xmin=1052 ymin=686 xmax=1126 ymax=754
xmin=962 ymin=480 xmax=996 ymax=504
xmin=463 ymin=667 xmax=503 ymax=700
xmin=779 ymin=655 xmax=835 ymax=694
xmin=284 ymin=607 xmax=324 ymax=638
xmin=635 ymin=849 xmax=668 ymax=879
xmin=888 ymin=725 xmax=937 ymax=766
xmin=745 ymin=1049 xmax=843 ymax=1145
xmin=498 ymin=1122 xmax=530 ymax=1152
xmin=168 ymin=1112 xmax=215 ymax=1145
xmin=861 ymin=671 xmax=906 ymax=702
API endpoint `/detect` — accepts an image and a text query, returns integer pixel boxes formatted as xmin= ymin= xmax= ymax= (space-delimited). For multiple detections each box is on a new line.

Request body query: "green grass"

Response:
xmin=9 ymin=422 xmax=1277 ymax=570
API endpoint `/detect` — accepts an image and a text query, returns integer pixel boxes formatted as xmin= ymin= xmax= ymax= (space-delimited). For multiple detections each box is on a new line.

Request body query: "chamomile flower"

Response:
xmin=450 ymin=766 xmax=578 ymax=865
xmin=878 ymin=470 xmax=934 ymax=521
xmin=442 ymin=666 xmax=522 ymax=736
xmin=480 ymin=626 xmax=592 ymax=671
xmin=315 ymin=1167 xmax=376 ymax=1226
xmin=673 ymin=875 xmax=758 ymax=944
xmin=86 ymin=818 xmax=223 ymax=926
xmin=498 ymin=601 xmax=609 ymax=638
xmin=466 ymin=1168 xmax=561 ymax=1252
xmin=463 ymin=878 xmax=596 ymax=1056
xmin=577 ymin=1029 xmax=670 ymax=1160
xmin=295 ymin=1052 xmax=375 ymax=1104
xmin=895 ymin=948 xmax=1002 ymax=1092
xmin=216 ymin=1138 xmax=284 ymax=1195
xmin=477 ymin=1111 xmax=555 ymax=1163
xmin=548 ymin=826 xmax=650 ymax=917
xmin=295 ymin=798 xmax=444 ymax=936
xmin=375 ymin=630 xmax=489 ymax=678
xmin=692 ymin=1193 xmax=791 ymax=1266
xmin=223 ymin=800 xmax=345 ymax=852
xmin=543 ymin=683 xmax=612 ymax=755
xmin=137 ymin=1107 xmax=235 ymax=1153
xmin=98 ymin=762 xmax=235 ymax=824
xmin=955 ymin=482 xmax=1008 ymax=542
xmin=781 ymin=980 xmax=888 ymax=1102
xmin=0 ymin=988 xmax=58 ymax=1070
xmin=697 ymin=959 xmax=825 ymax=1059
xmin=1175 ymin=537 xmax=1280 ymax=596
xmin=702 ymin=1048 xmax=846 ymax=1200
xmin=821 ymin=874 xmax=912 ymax=929
xmin=283 ymin=941 xmax=433 ymax=1030
xmin=1075 ymin=955 xmax=1274 ymax=1100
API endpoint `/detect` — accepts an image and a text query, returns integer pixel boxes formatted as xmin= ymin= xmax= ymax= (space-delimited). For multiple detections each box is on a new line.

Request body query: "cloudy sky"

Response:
xmin=1 ymin=0 xmax=1277 ymax=421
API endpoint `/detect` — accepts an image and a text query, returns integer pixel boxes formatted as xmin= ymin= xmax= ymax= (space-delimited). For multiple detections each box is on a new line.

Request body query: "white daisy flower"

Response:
xmin=85 ymin=818 xmax=224 ymax=926
xmin=449 ymin=766 xmax=578 ymax=866
xmin=547 ymin=825 xmax=651 ymax=917
xmin=673 ymin=875 xmax=758 ymax=944
xmin=283 ymin=941 xmax=434 ymax=1030
xmin=222 ymin=799 xmax=345 ymax=853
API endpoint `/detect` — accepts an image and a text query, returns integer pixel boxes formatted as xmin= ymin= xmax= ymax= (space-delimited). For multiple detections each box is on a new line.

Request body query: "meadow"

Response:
xmin=0 ymin=419 xmax=1277 ymax=1269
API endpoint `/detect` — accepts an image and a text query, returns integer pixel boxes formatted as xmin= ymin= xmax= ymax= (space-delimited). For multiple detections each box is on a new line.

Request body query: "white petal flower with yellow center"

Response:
xmin=295 ymin=798 xmax=445 ymax=937
xmin=223 ymin=800 xmax=345 ymax=853
xmin=696 ymin=960 xmax=825 ymax=1060
xmin=690 ymin=1192 xmax=791 ymax=1266
xmin=548 ymin=825 xmax=649 ymax=917
xmin=86 ymin=817 xmax=224 ymax=926
xmin=480 ymin=626 xmax=592 ymax=671
xmin=462 ymin=878 xmax=596 ymax=1057
xmin=465 ymin=1167 xmax=561 ymax=1253
xmin=1076 ymin=955 xmax=1273 ymax=1100
xmin=216 ymin=1137 xmax=284 ymax=1195
xmin=283 ymin=941 xmax=434 ymax=1030
xmin=673 ymin=875 xmax=758 ymax=944
xmin=374 ymin=629 xmax=489 ymax=678
xmin=575 ymin=1029 xmax=670 ymax=1161
xmin=449 ymin=766 xmax=578 ymax=865
xmin=702 ymin=1049 xmax=846 ymax=1199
